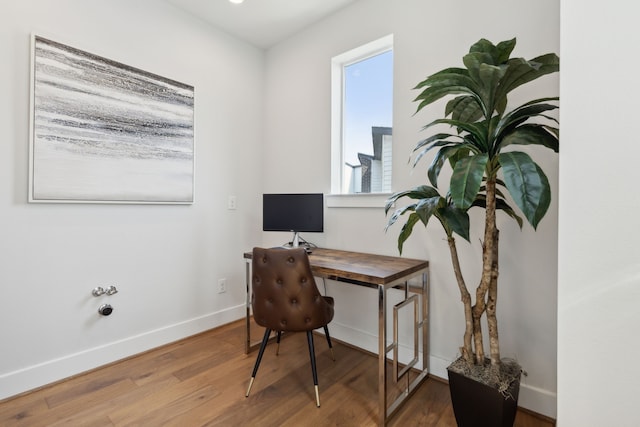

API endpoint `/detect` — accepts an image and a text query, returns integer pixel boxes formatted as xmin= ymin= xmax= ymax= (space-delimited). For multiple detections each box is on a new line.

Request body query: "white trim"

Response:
xmin=326 ymin=193 xmax=391 ymax=208
xmin=0 ymin=304 xmax=244 ymax=400
xmin=331 ymin=34 xmax=395 ymax=66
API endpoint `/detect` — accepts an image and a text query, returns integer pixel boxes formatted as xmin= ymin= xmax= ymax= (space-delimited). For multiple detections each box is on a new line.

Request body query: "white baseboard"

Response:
xmin=0 ymin=304 xmax=245 ymax=401
xmin=518 ymin=382 xmax=557 ymax=420
xmin=328 ymin=321 xmax=557 ymax=420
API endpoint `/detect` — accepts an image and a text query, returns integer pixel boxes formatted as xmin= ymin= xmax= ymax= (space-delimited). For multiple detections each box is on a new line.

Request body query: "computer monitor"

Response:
xmin=263 ymin=193 xmax=324 ymax=247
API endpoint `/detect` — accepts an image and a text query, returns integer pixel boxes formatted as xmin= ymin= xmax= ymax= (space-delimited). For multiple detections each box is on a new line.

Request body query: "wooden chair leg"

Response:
xmin=276 ymin=330 xmax=282 ymax=355
xmin=306 ymin=331 xmax=320 ymax=407
xmin=323 ymin=325 xmax=335 ymax=361
xmin=246 ymin=328 xmax=271 ymax=397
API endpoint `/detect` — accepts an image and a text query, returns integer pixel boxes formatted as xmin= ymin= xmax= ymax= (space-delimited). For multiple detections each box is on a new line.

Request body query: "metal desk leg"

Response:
xmin=422 ymin=271 xmax=429 ymax=371
xmin=378 ymin=285 xmax=387 ymax=427
xmin=382 ymin=269 xmax=430 ymax=425
xmin=245 ymin=260 xmax=251 ymax=354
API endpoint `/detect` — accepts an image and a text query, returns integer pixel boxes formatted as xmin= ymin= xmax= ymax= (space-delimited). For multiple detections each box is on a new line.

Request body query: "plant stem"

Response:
xmin=447 ymin=236 xmax=474 ymax=364
xmin=487 ymin=228 xmax=500 ymax=365
xmin=484 ymin=177 xmax=501 ymax=366
xmin=472 ymin=288 xmax=486 ymax=364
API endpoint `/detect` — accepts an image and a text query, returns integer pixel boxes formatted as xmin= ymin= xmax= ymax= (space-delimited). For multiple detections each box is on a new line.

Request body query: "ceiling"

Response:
xmin=165 ymin=0 xmax=358 ymax=49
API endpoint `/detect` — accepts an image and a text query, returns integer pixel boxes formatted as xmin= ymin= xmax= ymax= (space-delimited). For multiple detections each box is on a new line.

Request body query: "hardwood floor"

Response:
xmin=0 ymin=320 xmax=554 ymax=426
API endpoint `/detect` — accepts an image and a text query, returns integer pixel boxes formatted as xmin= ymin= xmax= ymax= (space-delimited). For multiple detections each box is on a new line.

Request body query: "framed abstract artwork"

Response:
xmin=29 ymin=35 xmax=195 ymax=204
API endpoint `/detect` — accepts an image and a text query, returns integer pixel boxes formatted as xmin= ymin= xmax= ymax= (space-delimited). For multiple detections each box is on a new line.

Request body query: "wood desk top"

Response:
xmin=245 ymin=247 xmax=428 ymax=286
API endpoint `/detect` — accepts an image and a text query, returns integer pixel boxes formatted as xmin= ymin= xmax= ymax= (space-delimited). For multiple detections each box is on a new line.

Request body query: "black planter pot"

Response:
xmin=447 ymin=366 xmax=521 ymax=427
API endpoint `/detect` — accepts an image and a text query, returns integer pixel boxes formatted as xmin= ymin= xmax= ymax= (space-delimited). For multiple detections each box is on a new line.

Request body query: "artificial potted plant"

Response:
xmin=385 ymin=38 xmax=559 ymax=426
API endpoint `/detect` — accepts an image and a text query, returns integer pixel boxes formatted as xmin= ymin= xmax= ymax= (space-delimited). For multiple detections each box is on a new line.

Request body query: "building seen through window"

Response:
xmin=344 ymin=126 xmax=392 ymax=193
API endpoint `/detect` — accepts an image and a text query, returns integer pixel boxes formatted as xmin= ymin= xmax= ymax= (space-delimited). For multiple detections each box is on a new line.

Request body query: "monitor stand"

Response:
xmin=291 ymin=231 xmax=300 ymax=248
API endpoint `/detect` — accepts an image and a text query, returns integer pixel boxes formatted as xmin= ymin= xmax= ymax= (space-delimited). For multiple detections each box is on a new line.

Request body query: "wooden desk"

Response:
xmin=244 ymin=248 xmax=429 ymax=426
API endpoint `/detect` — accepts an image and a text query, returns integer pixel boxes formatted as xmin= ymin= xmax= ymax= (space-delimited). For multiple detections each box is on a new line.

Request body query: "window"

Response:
xmin=331 ymin=35 xmax=393 ymax=196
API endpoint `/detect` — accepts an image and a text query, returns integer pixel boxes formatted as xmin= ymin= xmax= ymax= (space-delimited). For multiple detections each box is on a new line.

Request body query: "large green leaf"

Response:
xmin=411 ymin=134 xmax=462 ymax=168
xmin=414 ymin=67 xmax=468 ymax=89
xmin=415 ymin=197 xmax=445 ymax=225
xmin=423 ymin=118 xmax=488 ymax=151
xmin=543 ymin=125 xmax=559 ymax=139
xmin=532 ymin=163 xmax=552 ymax=228
xmin=428 ymin=145 xmax=465 ymax=188
xmin=498 ymin=102 xmax=559 ymax=133
xmin=462 ymin=53 xmax=484 ymax=82
xmin=385 ymin=185 xmax=441 ymax=214
xmin=414 ymin=86 xmax=480 ymax=114
xmin=437 ymin=205 xmax=471 ymax=241
xmin=445 ymin=96 xmax=483 ymax=123
xmin=498 ymin=152 xmax=551 ymax=229
xmin=495 ymin=95 xmax=508 ymax=117
xmin=386 ymin=204 xmax=416 ymax=229
xmin=463 ymin=38 xmax=514 ymax=91
xmin=397 ymin=212 xmax=421 ymax=255
xmin=385 ymin=185 xmax=461 ymax=253
xmin=413 ymin=69 xmax=482 ymax=113
xmin=499 ymin=124 xmax=559 ymax=152
xmin=448 ymin=146 xmax=472 ymax=170
xmin=412 ymin=133 xmax=460 ymax=154
xmin=418 ymin=73 xmax=478 ymax=91
xmin=477 ymin=63 xmax=506 ymax=113
xmin=450 ymin=154 xmax=488 ymax=210
xmin=494 ymin=58 xmax=536 ymax=99
xmin=468 ymin=38 xmax=516 ymax=65
xmin=496 ymin=53 xmax=559 ymax=101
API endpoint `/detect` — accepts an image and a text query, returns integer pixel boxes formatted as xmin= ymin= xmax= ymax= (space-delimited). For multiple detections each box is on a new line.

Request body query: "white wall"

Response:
xmin=0 ymin=0 xmax=264 ymax=399
xmin=558 ymin=1 xmax=640 ymax=426
xmin=262 ymin=0 xmax=559 ymax=418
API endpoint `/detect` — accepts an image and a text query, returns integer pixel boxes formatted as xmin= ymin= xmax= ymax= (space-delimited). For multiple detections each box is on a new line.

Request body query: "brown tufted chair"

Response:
xmin=245 ymin=247 xmax=335 ymax=407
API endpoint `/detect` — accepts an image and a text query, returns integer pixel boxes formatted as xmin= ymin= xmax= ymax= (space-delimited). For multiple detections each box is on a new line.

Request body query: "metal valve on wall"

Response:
xmin=92 ymin=285 xmax=118 ymax=297
xmin=98 ymin=304 xmax=113 ymax=316
xmin=92 ymin=285 xmax=118 ymax=316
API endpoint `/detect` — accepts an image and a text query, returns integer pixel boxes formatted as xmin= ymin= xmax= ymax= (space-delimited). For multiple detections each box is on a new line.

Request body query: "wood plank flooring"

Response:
xmin=0 ymin=320 xmax=555 ymax=426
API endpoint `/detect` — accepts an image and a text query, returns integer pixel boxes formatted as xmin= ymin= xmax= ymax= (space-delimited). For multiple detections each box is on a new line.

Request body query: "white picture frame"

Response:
xmin=29 ymin=35 xmax=195 ymax=204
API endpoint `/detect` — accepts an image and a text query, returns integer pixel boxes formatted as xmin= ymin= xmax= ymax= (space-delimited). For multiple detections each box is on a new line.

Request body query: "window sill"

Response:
xmin=326 ymin=193 xmax=392 ymax=208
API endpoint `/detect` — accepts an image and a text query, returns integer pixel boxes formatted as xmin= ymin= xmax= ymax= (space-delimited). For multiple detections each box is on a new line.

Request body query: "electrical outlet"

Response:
xmin=227 ymin=196 xmax=237 ymax=210
xmin=217 ymin=278 xmax=227 ymax=294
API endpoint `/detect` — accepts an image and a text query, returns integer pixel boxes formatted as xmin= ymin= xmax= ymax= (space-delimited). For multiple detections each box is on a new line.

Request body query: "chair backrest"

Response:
xmin=251 ymin=247 xmax=333 ymax=332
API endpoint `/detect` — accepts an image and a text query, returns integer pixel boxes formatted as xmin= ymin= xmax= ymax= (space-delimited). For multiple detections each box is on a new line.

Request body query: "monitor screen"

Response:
xmin=263 ymin=193 xmax=324 ymax=233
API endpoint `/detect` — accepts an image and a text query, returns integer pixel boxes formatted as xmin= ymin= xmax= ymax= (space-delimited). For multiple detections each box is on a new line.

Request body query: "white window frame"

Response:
xmin=328 ymin=34 xmax=393 ymax=208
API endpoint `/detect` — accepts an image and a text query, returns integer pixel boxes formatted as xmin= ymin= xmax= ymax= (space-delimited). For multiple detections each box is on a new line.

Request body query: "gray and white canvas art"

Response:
xmin=29 ymin=35 xmax=194 ymax=203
